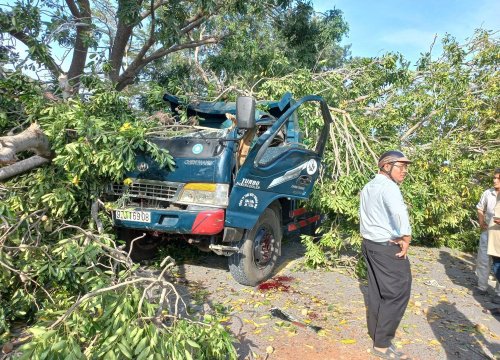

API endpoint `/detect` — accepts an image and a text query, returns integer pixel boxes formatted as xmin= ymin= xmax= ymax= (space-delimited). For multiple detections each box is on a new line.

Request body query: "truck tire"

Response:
xmin=116 ymin=228 xmax=159 ymax=262
xmin=228 ymin=208 xmax=282 ymax=286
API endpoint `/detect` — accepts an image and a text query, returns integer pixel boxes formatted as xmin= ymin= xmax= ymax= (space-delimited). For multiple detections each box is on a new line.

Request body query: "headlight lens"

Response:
xmin=178 ymin=183 xmax=229 ymax=207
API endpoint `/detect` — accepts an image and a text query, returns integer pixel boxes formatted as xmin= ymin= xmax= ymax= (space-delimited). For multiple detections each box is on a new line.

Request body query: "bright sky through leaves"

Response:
xmin=313 ymin=0 xmax=500 ymax=65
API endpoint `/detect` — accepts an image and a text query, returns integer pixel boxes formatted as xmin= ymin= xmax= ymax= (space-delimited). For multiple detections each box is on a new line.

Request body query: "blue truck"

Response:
xmin=105 ymin=93 xmax=332 ymax=285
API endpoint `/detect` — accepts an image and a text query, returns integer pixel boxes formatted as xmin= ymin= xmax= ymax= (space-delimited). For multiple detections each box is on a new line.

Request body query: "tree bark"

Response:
xmin=108 ymin=0 xmax=144 ymax=83
xmin=0 ymin=156 xmax=50 ymax=181
xmin=0 ymin=123 xmax=52 ymax=164
xmin=66 ymin=0 xmax=92 ymax=88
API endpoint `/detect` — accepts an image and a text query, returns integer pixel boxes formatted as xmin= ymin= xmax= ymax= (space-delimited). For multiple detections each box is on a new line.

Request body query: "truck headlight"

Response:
xmin=177 ymin=183 xmax=229 ymax=207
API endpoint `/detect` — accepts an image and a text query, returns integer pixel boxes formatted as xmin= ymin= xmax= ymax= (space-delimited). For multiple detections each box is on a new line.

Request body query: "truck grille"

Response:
xmin=107 ymin=180 xmax=180 ymax=202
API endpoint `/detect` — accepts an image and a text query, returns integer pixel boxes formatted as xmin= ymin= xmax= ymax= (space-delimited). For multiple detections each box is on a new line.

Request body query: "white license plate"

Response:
xmin=115 ymin=210 xmax=151 ymax=223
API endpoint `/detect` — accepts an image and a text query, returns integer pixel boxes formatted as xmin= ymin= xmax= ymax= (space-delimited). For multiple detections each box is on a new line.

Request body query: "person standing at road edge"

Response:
xmin=360 ymin=150 xmax=412 ymax=360
xmin=486 ymin=169 xmax=500 ymax=304
xmin=476 ymin=168 xmax=500 ymax=301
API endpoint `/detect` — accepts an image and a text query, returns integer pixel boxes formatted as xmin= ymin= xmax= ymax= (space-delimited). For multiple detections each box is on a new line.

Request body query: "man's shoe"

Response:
xmin=492 ymin=295 xmax=500 ymax=304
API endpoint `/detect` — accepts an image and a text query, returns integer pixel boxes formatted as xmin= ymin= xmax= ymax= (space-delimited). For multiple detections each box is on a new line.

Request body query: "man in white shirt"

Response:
xmin=360 ymin=150 xmax=412 ymax=360
xmin=476 ymin=169 xmax=500 ymax=302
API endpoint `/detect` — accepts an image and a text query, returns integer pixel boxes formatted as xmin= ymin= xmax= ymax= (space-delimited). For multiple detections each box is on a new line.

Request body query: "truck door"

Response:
xmin=226 ymin=95 xmax=333 ymax=230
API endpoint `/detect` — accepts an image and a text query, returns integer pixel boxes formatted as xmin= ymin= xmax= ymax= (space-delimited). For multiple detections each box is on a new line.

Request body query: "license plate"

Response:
xmin=115 ymin=210 xmax=151 ymax=223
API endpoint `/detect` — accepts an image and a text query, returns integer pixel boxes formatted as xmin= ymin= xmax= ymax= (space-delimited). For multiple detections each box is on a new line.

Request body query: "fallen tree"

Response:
xmin=0 ymin=123 xmax=51 ymax=181
xmin=0 ymin=75 xmax=235 ymax=358
xmin=0 ymin=29 xmax=497 ymax=357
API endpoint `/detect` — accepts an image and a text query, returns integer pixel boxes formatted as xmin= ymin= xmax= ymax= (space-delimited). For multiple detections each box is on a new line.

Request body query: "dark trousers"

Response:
xmin=493 ymin=256 xmax=500 ymax=282
xmin=362 ymin=239 xmax=412 ymax=348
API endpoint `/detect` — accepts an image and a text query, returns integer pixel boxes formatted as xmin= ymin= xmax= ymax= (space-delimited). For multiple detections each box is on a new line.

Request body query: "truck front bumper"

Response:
xmin=113 ymin=208 xmax=225 ymax=235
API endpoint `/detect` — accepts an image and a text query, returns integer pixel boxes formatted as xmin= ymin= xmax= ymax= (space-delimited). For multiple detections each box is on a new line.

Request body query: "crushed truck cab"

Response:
xmin=105 ymin=93 xmax=333 ymax=285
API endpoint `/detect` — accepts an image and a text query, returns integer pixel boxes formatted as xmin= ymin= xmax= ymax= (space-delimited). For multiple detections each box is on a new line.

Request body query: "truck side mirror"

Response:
xmin=236 ymin=96 xmax=256 ymax=129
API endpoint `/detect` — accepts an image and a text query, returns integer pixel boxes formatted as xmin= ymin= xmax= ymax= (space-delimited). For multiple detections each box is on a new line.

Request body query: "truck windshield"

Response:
xmin=146 ymin=126 xmax=230 ymax=140
xmin=147 ymin=127 xmax=232 ymax=158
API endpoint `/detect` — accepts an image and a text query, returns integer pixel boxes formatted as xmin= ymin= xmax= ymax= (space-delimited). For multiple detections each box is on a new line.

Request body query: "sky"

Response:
xmin=6 ymin=0 xmax=499 ymax=75
xmin=312 ymin=0 xmax=500 ymax=66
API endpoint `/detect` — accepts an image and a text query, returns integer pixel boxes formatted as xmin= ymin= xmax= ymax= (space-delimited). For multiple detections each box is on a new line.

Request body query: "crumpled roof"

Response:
xmin=163 ymin=93 xmax=292 ymax=120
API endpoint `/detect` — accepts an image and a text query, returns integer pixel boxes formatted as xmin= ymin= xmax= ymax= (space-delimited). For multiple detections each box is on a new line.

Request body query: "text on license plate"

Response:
xmin=115 ymin=210 xmax=151 ymax=223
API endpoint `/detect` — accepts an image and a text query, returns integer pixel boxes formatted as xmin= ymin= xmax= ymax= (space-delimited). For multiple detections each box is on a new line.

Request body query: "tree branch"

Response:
xmin=130 ymin=0 xmax=157 ymax=66
xmin=108 ymin=0 xmax=144 ymax=82
xmin=400 ymin=110 xmax=438 ymax=142
xmin=179 ymin=13 xmax=206 ymax=35
xmin=139 ymin=0 xmax=168 ymax=20
xmin=65 ymin=0 xmax=81 ymax=17
xmin=0 ymin=257 xmax=55 ymax=303
xmin=115 ymin=36 xmax=219 ymax=90
xmin=0 ymin=156 xmax=50 ymax=181
xmin=8 ymin=31 xmax=63 ymax=77
xmin=66 ymin=0 xmax=92 ymax=88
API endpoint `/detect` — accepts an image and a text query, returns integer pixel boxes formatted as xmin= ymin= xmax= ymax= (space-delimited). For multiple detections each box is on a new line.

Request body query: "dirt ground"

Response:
xmin=169 ymin=238 xmax=500 ymax=360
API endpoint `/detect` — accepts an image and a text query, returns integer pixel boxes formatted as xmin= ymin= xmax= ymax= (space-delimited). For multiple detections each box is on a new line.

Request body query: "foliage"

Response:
xmin=0 ymin=73 xmax=173 ymax=221
xmin=0 ymin=225 xmax=236 ymax=359
xmin=275 ymin=1 xmax=349 ymax=70
xmin=0 ymin=0 xmax=299 ymax=91
xmin=143 ymin=1 xmax=349 ymax=97
xmin=252 ymin=30 xmax=499 ymax=268
xmin=0 ymin=72 xmax=236 ymax=357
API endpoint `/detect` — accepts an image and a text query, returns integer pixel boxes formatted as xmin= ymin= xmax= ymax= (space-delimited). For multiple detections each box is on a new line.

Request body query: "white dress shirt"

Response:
xmin=360 ymin=174 xmax=412 ymax=242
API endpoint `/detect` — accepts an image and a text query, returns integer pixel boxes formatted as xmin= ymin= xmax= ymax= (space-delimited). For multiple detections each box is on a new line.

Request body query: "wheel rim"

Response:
xmin=253 ymin=225 xmax=274 ymax=268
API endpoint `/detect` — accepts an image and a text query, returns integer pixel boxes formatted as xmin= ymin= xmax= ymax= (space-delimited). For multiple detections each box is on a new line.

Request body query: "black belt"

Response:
xmin=363 ymin=238 xmax=399 ymax=246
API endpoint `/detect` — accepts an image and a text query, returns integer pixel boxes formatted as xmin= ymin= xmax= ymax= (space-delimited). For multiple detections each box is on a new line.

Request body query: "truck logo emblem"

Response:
xmin=137 ymin=162 xmax=149 ymax=172
xmin=238 ymin=193 xmax=259 ymax=209
xmin=184 ymin=160 xmax=214 ymax=166
xmin=192 ymin=144 xmax=204 ymax=154
xmin=236 ymin=178 xmax=261 ymax=189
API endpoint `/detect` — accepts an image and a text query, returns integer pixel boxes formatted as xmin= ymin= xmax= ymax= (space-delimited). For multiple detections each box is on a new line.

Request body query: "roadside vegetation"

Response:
xmin=0 ymin=0 xmax=498 ymax=357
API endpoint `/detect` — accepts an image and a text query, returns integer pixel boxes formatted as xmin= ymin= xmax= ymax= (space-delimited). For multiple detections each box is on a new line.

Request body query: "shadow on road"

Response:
xmin=438 ymin=249 xmax=498 ymax=309
xmin=427 ymin=301 xmax=499 ymax=359
xmin=433 ymin=250 xmax=500 ymax=359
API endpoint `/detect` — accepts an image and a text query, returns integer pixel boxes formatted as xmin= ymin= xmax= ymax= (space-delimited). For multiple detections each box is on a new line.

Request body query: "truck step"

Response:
xmin=209 ymin=244 xmax=239 ymax=256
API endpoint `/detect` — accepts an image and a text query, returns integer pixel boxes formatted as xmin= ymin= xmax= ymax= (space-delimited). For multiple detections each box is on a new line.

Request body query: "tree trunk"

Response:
xmin=0 ymin=123 xmax=52 ymax=180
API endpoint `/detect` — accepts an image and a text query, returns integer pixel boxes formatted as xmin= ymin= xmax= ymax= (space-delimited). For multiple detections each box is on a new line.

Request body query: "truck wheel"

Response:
xmin=116 ymin=228 xmax=159 ymax=261
xmin=228 ymin=208 xmax=282 ymax=286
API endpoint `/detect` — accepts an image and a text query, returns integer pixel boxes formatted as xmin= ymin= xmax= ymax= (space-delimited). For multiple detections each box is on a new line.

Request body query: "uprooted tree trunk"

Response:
xmin=0 ymin=123 xmax=52 ymax=181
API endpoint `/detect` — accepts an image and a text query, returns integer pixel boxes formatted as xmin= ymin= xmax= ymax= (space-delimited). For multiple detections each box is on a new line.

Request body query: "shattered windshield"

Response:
xmin=146 ymin=126 xmax=231 ymax=140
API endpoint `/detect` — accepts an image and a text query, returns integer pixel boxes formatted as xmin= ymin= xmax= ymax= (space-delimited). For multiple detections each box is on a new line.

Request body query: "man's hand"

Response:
xmin=478 ymin=210 xmax=487 ymax=230
xmin=393 ymin=236 xmax=411 ymax=259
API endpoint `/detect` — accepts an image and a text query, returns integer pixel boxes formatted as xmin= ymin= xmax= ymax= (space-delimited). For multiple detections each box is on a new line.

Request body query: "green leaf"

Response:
xmin=29 ymin=326 xmax=48 ymax=336
xmin=51 ymin=340 xmax=67 ymax=352
xmin=136 ymin=346 xmax=150 ymax=360
xmin=184 ymin=349 xmax=194 ymax=360
xmin=134 ymin=337 xmax=148 ymax=356
xmin=117 ymin=343 xmax=133 ymax=359
xmin=103 ymin=350 xmax=117 ymax=360
xmin=186 ymin=339 xmax=200 ymax=349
